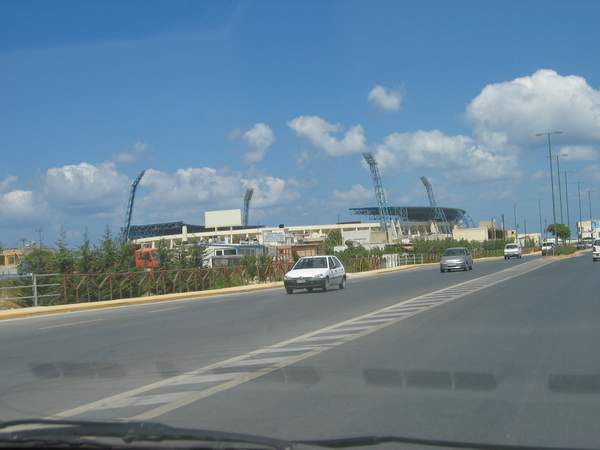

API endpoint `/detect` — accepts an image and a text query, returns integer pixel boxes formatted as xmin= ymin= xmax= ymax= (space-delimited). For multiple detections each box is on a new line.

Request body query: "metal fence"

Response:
xmin=0 ymin=273 xmax=61 ymax=308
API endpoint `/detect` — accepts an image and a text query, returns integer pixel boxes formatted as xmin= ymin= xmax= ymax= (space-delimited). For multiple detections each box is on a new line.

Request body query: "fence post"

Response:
xmin=32 ymin=274 xmax=38 ymax=307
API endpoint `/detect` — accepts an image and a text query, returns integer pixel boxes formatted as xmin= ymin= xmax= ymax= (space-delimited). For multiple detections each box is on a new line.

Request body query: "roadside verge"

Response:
xmin=0 ymin=251 xmax=544 ymax=321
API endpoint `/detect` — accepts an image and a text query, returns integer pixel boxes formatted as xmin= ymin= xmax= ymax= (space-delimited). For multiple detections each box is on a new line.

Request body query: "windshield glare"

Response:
xmin=293 ymin=257 xmax=328 ymax=269
xmin=443 ymin=249 xmax=465 ymax=256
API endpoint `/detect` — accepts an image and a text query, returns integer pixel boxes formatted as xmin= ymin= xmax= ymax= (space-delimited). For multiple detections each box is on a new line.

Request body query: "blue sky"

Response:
xmin=2 ymin=0 xmax=600 ymax=247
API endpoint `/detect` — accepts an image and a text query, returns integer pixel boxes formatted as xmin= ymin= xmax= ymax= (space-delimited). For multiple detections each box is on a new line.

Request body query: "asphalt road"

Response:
xmin=0 ymin=253 xmax=597 ymax=449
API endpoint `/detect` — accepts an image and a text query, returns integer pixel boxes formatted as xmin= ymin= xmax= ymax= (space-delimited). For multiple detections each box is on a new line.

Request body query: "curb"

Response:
xmin=0 ymin=252 xmax=541 ymax=321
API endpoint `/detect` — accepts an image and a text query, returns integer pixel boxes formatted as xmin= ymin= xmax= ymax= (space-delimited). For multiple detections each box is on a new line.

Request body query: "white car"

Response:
xmin=541 ymin=241 xmax=556 ymax=256
xmin=593 ymin=239 xmax=600 ymax=262
xmin=284 ymin=255 xmax=346 ymax=294
xmin=504 ymin=243 xmax=522 ymax=259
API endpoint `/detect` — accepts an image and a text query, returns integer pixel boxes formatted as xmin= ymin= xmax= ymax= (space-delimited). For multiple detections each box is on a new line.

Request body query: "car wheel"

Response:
xmin=339 ymin=276 xmax=346 ymax=289
xmin=469 ymin=264 xmax=473 ymax=270
xmin=307 ymin=287 xmax=314 ymax=292
xmin=322 ymin=277 xmax=329 ymax=292
xmin=440 ymin=268 xmax=445 ymax=273
xmin=286 ymin=287 xmax=293 ymax=294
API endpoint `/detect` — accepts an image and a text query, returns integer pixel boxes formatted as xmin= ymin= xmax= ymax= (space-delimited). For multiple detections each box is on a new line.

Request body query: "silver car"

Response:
xmin=440 ymin=247 xmax=473 ymax=272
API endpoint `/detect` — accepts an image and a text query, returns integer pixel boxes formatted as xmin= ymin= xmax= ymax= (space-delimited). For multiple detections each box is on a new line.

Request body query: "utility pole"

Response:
xmin=501 ymin=214 xmax=506 ymax=239
xmin=564 ymin=171 xmax=574 ymax=243
xmin=577 ymin=182 xmax=583 ymax=243
xmin=35 ymin=227 xmax=43 ymax=248
xmin=536 ymin=131 xmax=562 ymax=239
xmin=538 ymin=199 xmax=543 ymax=242
xmin=588 ymin=190 xmax=596 ymax=240
xmin=513 ymin=203 xmax=517 ymax=242
xmin=556 ymin=154 xmax=564 ymax=224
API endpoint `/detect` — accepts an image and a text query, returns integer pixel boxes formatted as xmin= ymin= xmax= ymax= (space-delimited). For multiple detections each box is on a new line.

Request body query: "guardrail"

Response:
xmin=0 ymin=273 xmax=61 ymax=307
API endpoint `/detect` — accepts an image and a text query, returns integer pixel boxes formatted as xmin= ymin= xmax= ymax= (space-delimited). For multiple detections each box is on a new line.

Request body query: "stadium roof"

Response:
xmin=349 ymin=206 xmax=466 ymax=224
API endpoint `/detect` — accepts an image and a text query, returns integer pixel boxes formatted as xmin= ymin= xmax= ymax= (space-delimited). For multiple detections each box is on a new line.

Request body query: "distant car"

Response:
xmin=504 ymin=243 xmax=522 ymax=259
xmin=541 ymin=242 xmax=556 ymax=256
xmin=440 ymin=247 xmax=473 ymax=272
xmin=283 ymin=255 xmax=346 ymax=294
xmin=576 ymin=242 xmax=587 ymax=250
xmin=593 ymin=239 xmax=600 ymax=262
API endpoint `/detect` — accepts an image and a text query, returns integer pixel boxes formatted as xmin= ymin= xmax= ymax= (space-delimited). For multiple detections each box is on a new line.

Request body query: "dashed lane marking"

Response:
xmin=38 ymin=318 xmax=104 ymax=330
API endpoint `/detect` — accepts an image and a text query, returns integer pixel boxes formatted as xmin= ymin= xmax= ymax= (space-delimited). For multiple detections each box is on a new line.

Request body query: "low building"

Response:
xmin=0 ymin=248 xmax=22 ymax=276
xmin=452 ymin=221 xmax=504 ymax=242
xmin=577 ymin=220 xmax=600 ymax=241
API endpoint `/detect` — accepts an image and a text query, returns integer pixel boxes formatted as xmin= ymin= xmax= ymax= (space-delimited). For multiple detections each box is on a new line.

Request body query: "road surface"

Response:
xmin=0 ymin=254 xmax=597 ymax=448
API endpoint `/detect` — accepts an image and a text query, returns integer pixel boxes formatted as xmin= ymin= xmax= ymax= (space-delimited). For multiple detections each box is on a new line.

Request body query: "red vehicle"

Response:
xmin=135 ymin=248 xmax=160 ymax=269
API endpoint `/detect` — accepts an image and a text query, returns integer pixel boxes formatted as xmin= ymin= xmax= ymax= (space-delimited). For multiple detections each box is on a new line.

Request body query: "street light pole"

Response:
xmin=536 ymin=131 xmax=562 ymax=239
xmin=577 ymin=182 xmax=583 ymax=242
xmin=556 ymin=154 xmax=564 ymax=224
xmin=587 ymin=190 xmax=596 ymax=240
xmin=538 ymin=199 xmax=543 ymax=241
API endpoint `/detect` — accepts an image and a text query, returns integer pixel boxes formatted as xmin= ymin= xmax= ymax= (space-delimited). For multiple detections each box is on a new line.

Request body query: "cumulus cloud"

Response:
xmin=288 ymin=116 xmax=366 ymax=156
xmin=559 ymin=145 xmax=600 ymax=161
xmin=0 ymin=175 xmax=17 ymax=193
xmin=243 ymin=123 xmax=275 ymax=163
xmin=138 ymin=166 xmax=299 ymax=221
xmin=43 ymin=162 xmax=130 ymax=214
xmin=332 ymin=184 xmax=373 ymax=203
xmin=113 ymin=141 xmax=152 ymax=164
xmin=373 ymin=129 xmax=518 ymax=180
xmin=368 ymin=85 xmax=402 ymax=111
xmin=0 ymin=190 xmax=46 ymax=225
xmin=466 ymin=69 xmax=600 ymax=146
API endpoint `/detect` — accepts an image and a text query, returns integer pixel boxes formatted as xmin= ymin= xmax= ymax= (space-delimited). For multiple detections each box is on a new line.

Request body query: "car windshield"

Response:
xmin=443 ymin=249 xmax=465 ymax=256
xmin=293 ymin=257 xmax=328 ymax=269
xmin=2 ymin=1 xmax=599 ymax=449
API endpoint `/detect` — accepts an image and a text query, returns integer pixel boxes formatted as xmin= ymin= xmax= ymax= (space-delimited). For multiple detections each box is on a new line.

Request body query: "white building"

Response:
xmin=577 ymin=220 xmax=600 ymax=240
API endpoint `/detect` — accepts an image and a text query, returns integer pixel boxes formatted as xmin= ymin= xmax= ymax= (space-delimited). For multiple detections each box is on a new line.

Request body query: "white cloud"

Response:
xmin=532 ymin=169 xmax=549 ymax=179
xmin=243 ymin=123 xmax=275 ymax=163
xmin=113 ymin=141 xmax=152 ymax=164
xmin=43 ymin=162 xmax=130 ymax=214
xmin=288 ymin=115 xmax=366 ymax=156
xmin=332 ymin=184 xmax=372 ymax=203
xmin=466 ymin=69 xmax=600 ymax=146
xmin=559 ymin=145 xmax=600 ymax=161
xmin=0 ymin=175 xmax=17 ymax=193
xmin=368 ymin=85 xmax=402 ymax=111
xmin=0 ymin=190 xmax=46 ymax=225
xmin=137 ymin=167 xmax=299 ymax=222
xmin=373 ymin=129 xmax=518 ymax=180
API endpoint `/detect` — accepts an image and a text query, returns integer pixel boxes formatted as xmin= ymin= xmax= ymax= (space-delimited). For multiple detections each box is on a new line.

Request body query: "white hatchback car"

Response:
xmin=284 ymin=255 xmax=346 ymax=294
xmin=504 ymin=243 xmax=522 ymax=259
xmin=593 ymin=239 xmax=600 ymax=262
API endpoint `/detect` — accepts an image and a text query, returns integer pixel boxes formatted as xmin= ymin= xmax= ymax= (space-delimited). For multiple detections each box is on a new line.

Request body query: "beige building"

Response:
xmin=452 ymin=221 xmax=504 ymax=242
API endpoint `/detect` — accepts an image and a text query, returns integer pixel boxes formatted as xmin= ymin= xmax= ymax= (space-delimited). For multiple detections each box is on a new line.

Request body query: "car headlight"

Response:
xmin=315 ymin=273 xmax=326 ymax=278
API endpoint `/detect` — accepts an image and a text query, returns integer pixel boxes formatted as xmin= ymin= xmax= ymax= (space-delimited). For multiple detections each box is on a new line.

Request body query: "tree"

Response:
xmin=77 ymin=228 xmax=94 ymax=273
xmin=155 ymin=239 xmax=172 ymax=269
xmin=546 ymin=223 xmax=571 ymax=242
xmin=96 ymin=226 xmax=117 ymax=272
xmin=53 ymin=226 xmax=74 ymax=273
xmin=324 ymin=229 xmax=342 ymax=254
xmin=18 ymin=248 xmax=55 ymax=274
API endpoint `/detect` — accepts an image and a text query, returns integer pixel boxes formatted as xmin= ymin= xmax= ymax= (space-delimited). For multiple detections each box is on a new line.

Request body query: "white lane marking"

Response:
xmin=94 ymin=392 xmax=194 ymax=411
xmin=257 ymin=346 xmax=327 ymax=353
xmin=38 ymin=318 xmax=104 ymax=330
xmin=300 ymin=334 xmax=357 ymax=342
xmin=167 ymin=373 xmax=242 ymax=385
xmin=50 ymin=258 xmax=553 ymax=421
xmin=219 ymin=357 xmax=289 ymax=368
xmin=328 ymin=326 xmax=372 ymax=333
xmin=351 ymin=318 xmax=393 ymax=324
xmin=146 ymin=306 xmax=185 ymax=314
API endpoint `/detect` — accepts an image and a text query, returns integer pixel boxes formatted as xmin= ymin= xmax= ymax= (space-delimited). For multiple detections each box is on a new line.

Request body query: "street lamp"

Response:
xmin=563 ymin=170 xmax=577 ymax=242
xmin=587 ymin=189 xmax=596 ymax=240
xmin=556 ymin=152 xmax=569 ymax=224
xmin=536 ymin=131 xmax=563 ymax=239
